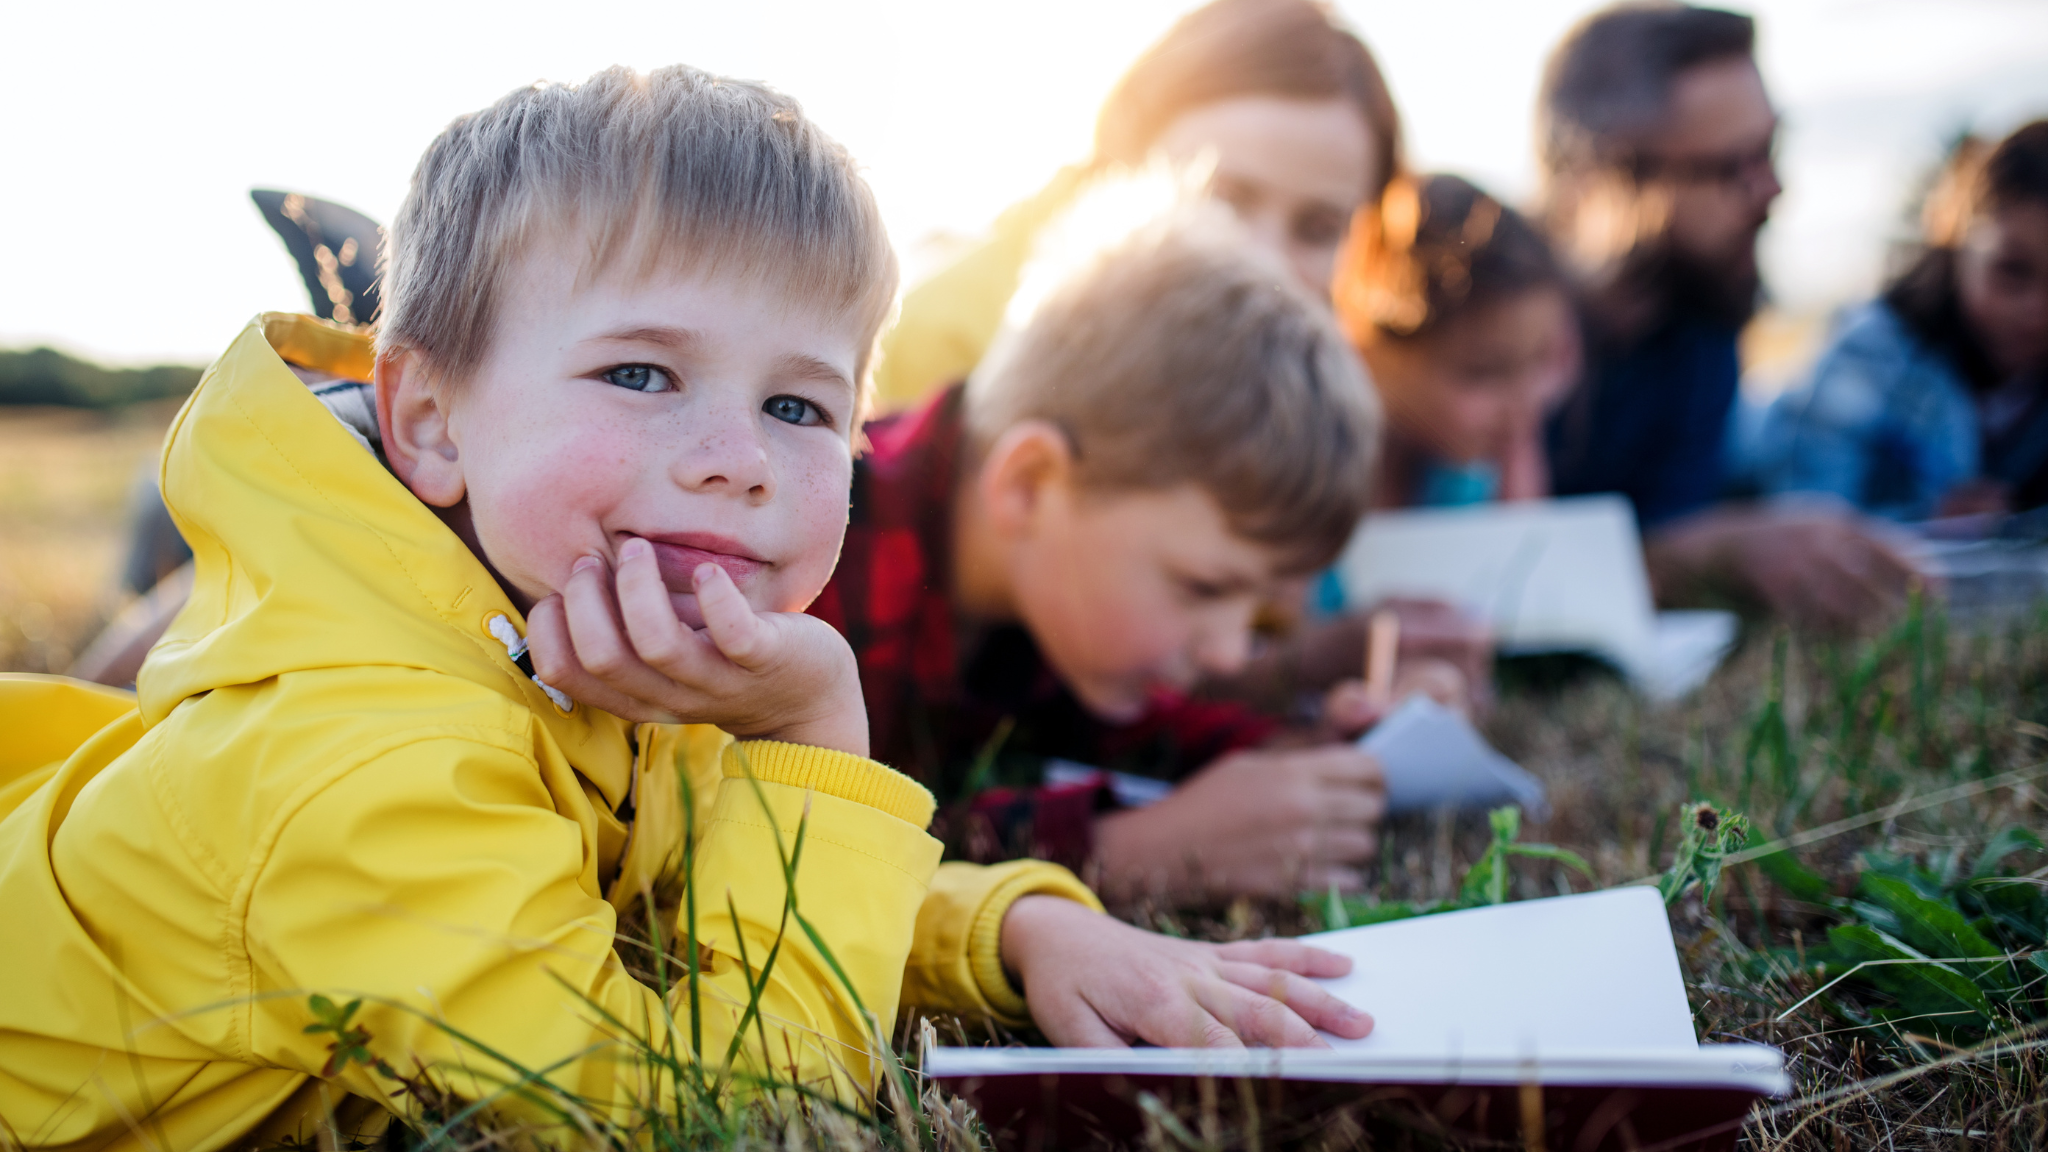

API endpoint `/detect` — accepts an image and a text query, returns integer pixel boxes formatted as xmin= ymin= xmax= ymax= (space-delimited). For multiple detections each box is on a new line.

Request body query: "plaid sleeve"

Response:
xmin=953 ymin=778 xmax=1111 ymax=873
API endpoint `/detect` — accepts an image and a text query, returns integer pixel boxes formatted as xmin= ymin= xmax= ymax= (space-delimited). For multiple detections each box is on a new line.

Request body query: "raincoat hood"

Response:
xmin=144 ymin=313 xmax=634 ymax=805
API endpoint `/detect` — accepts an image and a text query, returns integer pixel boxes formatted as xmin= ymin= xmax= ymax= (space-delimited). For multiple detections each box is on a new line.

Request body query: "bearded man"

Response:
xmin=1541 ymin=2 xmax=1919 ymax=630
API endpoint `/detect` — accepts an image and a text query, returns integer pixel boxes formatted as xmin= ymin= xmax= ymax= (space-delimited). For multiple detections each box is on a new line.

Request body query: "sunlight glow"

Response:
xmin=1 ymin=0 xmax=2044 ymax=364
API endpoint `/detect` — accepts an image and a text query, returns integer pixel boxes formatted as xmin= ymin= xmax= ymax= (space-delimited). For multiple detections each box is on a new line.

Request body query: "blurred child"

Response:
xmin=805 ymin=204 xmax=1414 ymax=903
xmin=0 ymin=68 xmax=1370 ymax=1148
xmin=1758 ymin=121 xmax=2048 ymax=519
xmin=874 ymin=0 xmax=1402 ymax=407
xmin=1334 ymin=174 xmax=1579 ymax=509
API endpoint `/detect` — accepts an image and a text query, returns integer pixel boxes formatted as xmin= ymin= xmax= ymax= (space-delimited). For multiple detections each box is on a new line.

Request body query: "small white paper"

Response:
xmin=1360 ymin=696 xmax=1547 ymax=818
xmin=1304 ymin=888 xmax=1698 ymax=1058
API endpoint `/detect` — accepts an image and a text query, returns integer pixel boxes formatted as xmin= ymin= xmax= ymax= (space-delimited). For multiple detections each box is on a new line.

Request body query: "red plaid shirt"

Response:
xmin=808 ymin=385 xmax=1278 ymax=869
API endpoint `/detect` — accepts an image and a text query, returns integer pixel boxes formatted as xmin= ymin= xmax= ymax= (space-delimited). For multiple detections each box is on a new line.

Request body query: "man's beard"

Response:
xmin=1665 ymin=241 xmax=1764 ymax=329
xmin=1610 ymin=231 xmax=1765 ymax=333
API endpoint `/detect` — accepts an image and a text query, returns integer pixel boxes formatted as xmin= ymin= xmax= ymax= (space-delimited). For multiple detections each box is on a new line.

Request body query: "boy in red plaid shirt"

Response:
xmin=812 ymin=208 xmax=1414 ymax=900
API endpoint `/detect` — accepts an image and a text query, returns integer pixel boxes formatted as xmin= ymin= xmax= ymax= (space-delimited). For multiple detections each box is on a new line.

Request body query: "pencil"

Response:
xmin=1365 ymin=609 xmax=1399 ymax=706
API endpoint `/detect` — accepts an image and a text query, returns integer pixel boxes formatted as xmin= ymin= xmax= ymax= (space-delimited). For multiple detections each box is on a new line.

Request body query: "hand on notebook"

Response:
xmin=526 ymin=543 xmax=870 ymax=757
xmin=1093 ymin=746 xmax=1385 ymax=899
xmin=1000 ymin=895 xmax=1373 ymax=1048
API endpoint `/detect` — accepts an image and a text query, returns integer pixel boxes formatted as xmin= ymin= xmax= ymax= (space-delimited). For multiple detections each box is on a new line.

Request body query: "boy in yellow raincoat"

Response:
xmin=0 ymin=65 xmax=1370 ymax=1148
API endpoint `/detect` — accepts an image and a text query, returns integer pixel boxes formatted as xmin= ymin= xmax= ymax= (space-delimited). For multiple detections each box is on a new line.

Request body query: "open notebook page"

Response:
xmin=1304 ymin=887 xmax=1697 ymax=1058
xmin=1332 ymin=497 xmax=1737 ymax=699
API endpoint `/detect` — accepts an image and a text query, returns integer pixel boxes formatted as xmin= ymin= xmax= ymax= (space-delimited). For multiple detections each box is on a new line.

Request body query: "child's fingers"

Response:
xmin=527 ymin=593 xmax=677 ymax=722
xmin=1322 ymin=680 xmax=1385 ymax=737
xmin=1304 ymin=826 xmax=1379 ymax=863
xmin=1216 ymin=963 xmax=1373 ymax=1042
xmin=692 ymin=564 xmax=775 ymax=669
xmin=1129 ymin=990 xmax=1245 ymax=1050
xmin=1392 ymin=658 xmax=1469 ymax=714
xmin=1306 ymin=789 xmax=1385 ymax=831
xmin=1213 ymin=939 xmax=1352 ymax=978
xmin=557 ymin=556 xmax=696 ymax=714
xmin=1031 ymin=994 xmax=1130 ymax=1049
xmin=1302 ymin=864 xmax=1368 ymax=893
xmin=613 ymin=539 xmax=720 ymax=682
xmin=1189 ymin=977 xmax=1317 ymax=1049
xmin=1314 ymin=748 xmax=1387 ymax=791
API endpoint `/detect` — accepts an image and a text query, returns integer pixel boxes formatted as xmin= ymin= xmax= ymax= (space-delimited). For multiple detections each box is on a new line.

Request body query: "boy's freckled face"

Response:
xmin=1010 ymin=483 xmax=1278 ymax=723
xmin=438 ymin=242 xmax=863 ymax=625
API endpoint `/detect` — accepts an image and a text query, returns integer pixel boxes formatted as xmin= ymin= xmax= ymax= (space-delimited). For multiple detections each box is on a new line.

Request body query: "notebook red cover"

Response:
xmin=929 ymin=1046 xmax=1785 ymax=1150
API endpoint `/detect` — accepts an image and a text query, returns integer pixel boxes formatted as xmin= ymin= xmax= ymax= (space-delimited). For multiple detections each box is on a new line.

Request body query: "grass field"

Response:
xmin=0 ymin=401 xmax=182 ymax=674
xmin=3 ymin=404 xmax=2045 ymax=1150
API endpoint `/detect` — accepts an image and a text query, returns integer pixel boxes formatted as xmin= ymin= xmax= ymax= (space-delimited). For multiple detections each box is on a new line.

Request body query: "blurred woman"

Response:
xmin=1757 ymin=121 xmax=2048 ymax=520
xmin=1334 ymin=174 xmax=1579 ymax=510
xmin=873 ymin=0 xmax=1403 ymax=408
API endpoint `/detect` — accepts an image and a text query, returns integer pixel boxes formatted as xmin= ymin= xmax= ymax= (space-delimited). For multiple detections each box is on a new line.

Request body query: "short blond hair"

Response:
xmin=379 ymin=65 xmax=898 ymax=389
xmin=967 ymin=209 xmax=1379 ymax=573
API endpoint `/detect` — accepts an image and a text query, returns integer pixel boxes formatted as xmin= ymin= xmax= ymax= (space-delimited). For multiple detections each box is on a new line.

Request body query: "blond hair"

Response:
xmin=967 ymin=208 xmax=1379 ymax=573
xmin=378 ymin=65 xmax=898 ymax=390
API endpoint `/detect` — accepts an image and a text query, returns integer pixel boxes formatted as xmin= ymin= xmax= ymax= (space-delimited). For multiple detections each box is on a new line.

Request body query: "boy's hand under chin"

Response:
xmin=526 ymin=536 xmax=870 ymax=757
xmin=1000 ymin=896 xmax=1373 ymax=1048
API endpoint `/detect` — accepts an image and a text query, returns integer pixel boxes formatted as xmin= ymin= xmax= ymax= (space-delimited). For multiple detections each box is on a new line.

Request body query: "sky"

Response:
xmin=3 ymin=0 xmax=2047 ymax=366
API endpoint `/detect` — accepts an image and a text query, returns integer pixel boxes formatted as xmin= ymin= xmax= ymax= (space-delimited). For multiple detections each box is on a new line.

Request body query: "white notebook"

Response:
xmin=1329 ymin=496 xmax=1737 ymax=701
xmin=927 ymin=888 xmax=1786 ymax=1094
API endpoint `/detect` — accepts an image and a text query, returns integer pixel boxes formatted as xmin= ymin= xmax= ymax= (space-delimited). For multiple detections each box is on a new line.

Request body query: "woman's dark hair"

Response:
xmin=1885 ymin=120 xmax=2048 ymax=389
xmin=1093 ymin=0 xmax=1403 ymax=206
xmin=1332 ymin=173 xmax=1566 ymax=345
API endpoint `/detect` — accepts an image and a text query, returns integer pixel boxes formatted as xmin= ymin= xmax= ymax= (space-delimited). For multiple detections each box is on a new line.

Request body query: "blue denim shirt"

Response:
xmin=1755 ymin=301 xmax=1982 ymax=520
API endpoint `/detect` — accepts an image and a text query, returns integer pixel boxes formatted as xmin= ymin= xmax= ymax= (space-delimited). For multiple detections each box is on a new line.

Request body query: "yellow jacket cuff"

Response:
xmin=723 ymin=739 xmax=936 ymax=829
xmin=966 ymin=862 xmax=1105 ymax=1023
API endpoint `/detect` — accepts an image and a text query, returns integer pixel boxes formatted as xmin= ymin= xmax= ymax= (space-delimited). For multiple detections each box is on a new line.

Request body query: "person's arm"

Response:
xmin=246 ymin=733 xmax=941 ymax=1122
xmin=1643 ymin=504 xmax=1922 ymax=631
xmin=0 ymin=674 xmax=138 ymax=814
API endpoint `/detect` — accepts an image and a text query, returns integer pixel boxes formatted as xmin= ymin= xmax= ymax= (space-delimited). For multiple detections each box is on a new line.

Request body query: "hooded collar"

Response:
xmin=140 ymin=314 xmax=635 ymax=808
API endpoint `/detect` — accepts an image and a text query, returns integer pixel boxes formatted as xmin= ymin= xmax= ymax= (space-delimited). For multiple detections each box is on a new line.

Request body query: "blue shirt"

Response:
xmin=1754 ymin=300 xmax=2048 ymax=520
xmin=1546 ymin=311 xmax=1742 ymax=530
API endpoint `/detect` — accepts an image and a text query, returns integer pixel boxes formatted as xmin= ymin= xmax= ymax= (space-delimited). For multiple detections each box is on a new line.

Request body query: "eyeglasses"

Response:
xmin=1628 ymin=130 xmax=1778 ymax=189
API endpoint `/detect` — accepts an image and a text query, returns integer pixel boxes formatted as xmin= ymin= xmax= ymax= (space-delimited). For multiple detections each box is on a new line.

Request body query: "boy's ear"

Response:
xmin=976 ymin=420 xmax=1076 ymax=539
xmin=375 ymin=347 xmax=466 ymax=509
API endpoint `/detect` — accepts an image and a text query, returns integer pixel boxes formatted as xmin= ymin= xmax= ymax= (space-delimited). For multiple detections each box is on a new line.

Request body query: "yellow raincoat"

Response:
xmin=0 ymin=315 xmax=1097 ymax=1148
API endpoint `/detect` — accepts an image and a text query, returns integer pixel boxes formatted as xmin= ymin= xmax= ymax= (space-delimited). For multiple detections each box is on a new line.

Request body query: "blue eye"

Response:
xmin=603 ymin=364 xmax=673 ymax=393
xmin=764 ymin=394 xmax=825 ymax=426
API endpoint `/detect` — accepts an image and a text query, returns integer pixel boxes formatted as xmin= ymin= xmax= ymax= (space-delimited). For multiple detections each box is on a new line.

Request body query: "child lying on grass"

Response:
xmin=771 ymin=196 xmax=1451 ymax=903
xmin=0 ymin=67 xmax=1370 ymax=1147
xmin=1333 ymin=173 xmax=1578 ymax=511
